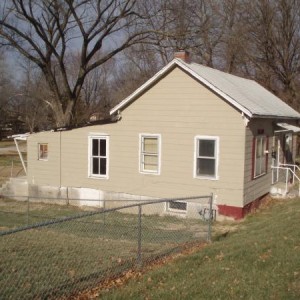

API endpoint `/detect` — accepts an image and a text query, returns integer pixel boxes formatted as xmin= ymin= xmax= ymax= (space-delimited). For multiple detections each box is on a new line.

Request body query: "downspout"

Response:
xmin=59 ymin=131 xmax=62 ymax=188
xmin=59 ymin=131 xmax=68 ymax=204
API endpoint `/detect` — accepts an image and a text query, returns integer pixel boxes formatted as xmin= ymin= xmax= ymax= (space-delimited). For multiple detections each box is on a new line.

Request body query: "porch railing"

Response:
xmin=271 ymin=163 xmax=300 ymax=196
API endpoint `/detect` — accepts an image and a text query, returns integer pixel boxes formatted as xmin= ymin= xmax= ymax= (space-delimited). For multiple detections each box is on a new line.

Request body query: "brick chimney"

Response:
xmin=174 ymin=50 xmax=190 ymax=63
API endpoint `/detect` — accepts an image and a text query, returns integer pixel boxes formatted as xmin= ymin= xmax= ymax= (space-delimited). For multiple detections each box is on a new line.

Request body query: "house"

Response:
xmin=24 ymin=52 xmax=300 ymax=219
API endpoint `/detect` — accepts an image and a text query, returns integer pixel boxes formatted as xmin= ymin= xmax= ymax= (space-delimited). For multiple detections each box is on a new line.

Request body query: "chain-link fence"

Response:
xmin=0 ymin=195 xmax=214 ymax=299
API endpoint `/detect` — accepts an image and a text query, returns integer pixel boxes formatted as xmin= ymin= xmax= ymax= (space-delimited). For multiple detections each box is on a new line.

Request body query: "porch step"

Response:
xmin=270 ymin=182 xmax=298 ymax=198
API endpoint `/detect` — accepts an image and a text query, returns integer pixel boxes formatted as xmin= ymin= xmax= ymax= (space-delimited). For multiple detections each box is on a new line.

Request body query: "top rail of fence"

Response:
xmin=0 ymin=194 xmax=213 ymax=237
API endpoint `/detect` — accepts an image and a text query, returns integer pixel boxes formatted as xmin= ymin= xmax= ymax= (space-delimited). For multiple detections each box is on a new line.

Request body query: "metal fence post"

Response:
xmin=137 ymin=205 xmax=142 ymax=267
xmin=27 ymin=196 xmax=29 ymax=226
xmin=207 ymin=193 xmax=213 ymax=242
xmin=10 ymin=160 xmax=14 ymax=177
xmin=103 ymin=200 xmax=106 ymax=233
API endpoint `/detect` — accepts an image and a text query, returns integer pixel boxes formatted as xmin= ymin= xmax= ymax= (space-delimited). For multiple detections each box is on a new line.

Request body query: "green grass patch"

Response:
xmin=0 ymin=140 xmax=15 ymax=147
xmin=0 ymin=198 xmax=85 ymax=229
xmin=0 ymin=199 xmax=208 ymax=298
xmin=0 ymin=140 xmax=26 ymax=148
xmin=0 ymin=154 xmax=27 ymax=185
xmin=99 ymin=198 xmax=300 ymax=300
xmin=0 ymin=154 xmax=26 ymax=167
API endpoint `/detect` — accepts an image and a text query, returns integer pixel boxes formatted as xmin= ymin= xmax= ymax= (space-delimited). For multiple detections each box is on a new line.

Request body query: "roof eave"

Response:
xmin=251 ymin=114 xmax=300 ymax=120
xmin=110 ymin=59 xmax=253 ymax=118
xmin=110 ymin=59 xmax=300 ymax=121
xmin=110 ymin=59 xmax=178 ymax=115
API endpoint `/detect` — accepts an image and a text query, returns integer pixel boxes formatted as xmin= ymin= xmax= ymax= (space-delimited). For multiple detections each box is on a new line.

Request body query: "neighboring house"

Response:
xmin=25 ymin=52 xmax=300 ymax=219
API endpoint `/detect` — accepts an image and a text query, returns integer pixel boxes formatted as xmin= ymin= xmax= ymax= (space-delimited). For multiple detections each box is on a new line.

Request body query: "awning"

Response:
xmin=11 ymin=133 xmax=30 ymax=175
xmin=276 ymin=123 xmax=300 ymax=133
xmin=11 ymin=133 xmax=30 ymax=140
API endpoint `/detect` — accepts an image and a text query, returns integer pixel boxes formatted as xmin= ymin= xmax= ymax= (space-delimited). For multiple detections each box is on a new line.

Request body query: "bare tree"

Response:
xmin=245 ymin=0 xmax=300 ymax=109
xmin=0 ymin=0 xmax=155 ymax=127
xmin=14 ymin=59 xmax=53 ymax=132
xmin=0 ymin=51 xmax=15 ymax=124
xmin=144 ymin=0 xmax=225 ymax=67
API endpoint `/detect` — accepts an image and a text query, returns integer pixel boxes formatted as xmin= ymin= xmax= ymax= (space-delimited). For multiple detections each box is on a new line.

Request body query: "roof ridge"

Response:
xmin=180 ymin=59 xmax=256 ymax=83
xmin=110 ymin=58 xmax=300 ymax=119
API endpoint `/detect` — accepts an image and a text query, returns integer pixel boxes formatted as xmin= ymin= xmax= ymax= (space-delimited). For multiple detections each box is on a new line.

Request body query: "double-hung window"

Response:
xmin=194 ymin=136 xmax=219 ymax=179
xmin=140 ymin=134 xmax=161 ymax=174
xmin=89 ymin=135 xmax=109 ymax=178
xmin=253 ymin=135 xmax=267 ymax=178
xmin=38 ymin=143 xmax=48 ymax=160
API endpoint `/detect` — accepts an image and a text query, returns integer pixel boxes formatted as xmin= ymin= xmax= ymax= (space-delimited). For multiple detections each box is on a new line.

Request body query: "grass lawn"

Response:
xmin=0 ymin=198 xmax=87 ymax=229
xmin=0 ymin=199 xmax=208 ymax=299
xmin=0 ymin=140 xmax=26 ymax=148
xmin=0 ymin=154 xmax=24 ymax=167
xmin=0 ymin=140 xmax=15 ymax=147
xmin=98 ymin=198 xmax=300 ymax=300
xmin=0 ymin=153 xmax=26 ymax=185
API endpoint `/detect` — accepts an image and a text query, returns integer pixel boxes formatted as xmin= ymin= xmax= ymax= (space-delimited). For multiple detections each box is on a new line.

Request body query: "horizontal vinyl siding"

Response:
xmin=243 ymin=120 xmax=273 ymax=205
xmin=27 ymin=132 xmax=61 ymax=186
xmin=29 ymin=67 xmax=246 ymax=208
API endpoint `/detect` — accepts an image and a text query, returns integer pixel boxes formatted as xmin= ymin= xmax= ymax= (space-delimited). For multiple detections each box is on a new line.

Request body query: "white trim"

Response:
xmin=175 ymin=61 xmax=253 ymax=118
xmin=88 ymin=135 xmax=109 ymax=179
xmin=38 ymin=143 xmax=48 ymax=161
xmin=110 ymin=59 xmax=253 ymax=118
xmin=276 ymin=123 xmax=300 ymax=133
xmin=139 ymin=133 xmax=161 ymax=175
xmin=14 ymin=137 xmax=27 ymax=174
xmin=88 ymin=132 xmax=110 ymax=136
xmin=253 ymin=135 xmax=267 ymax=179
xmin=193 ymin=135 xmax=220 ymax=180
xmin=110 ymin=60 xmax=177 ymax=115
xmin=11 ymin=133 xmax=30 ymax=140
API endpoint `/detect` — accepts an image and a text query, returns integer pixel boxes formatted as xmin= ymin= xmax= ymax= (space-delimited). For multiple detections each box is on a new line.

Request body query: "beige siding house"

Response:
xmin=26 ymin=55 xmax=300 ymax=219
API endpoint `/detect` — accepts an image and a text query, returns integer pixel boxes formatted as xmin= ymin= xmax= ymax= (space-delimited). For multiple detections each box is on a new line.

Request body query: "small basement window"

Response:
xmin=167 ymin=201 xmax=187 ymax=212
xmin=38 ymin=143 xmax=48 ymax=160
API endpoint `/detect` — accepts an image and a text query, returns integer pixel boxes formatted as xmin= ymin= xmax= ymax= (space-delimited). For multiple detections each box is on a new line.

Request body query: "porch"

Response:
xmin=270 ymin=123 xmax=300 ymax=198
xmin=271 ymin=164 xmax=300 ymax=198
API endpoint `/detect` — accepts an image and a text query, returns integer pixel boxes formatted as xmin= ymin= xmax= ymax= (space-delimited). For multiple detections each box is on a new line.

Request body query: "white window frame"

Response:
xmin=253 ymin=135 xmax=267 ymax=178
xmin=38 ymin=143 xmax=48 ymax=161
xmin=194 ymin=136 xmax=219 ymax=180
xmin=88 ymin=135 xmax=109 ymax=179
xmin=167 ymin=201 xmax=187 ymax=213
xmin=139 ymin=134 xmax=161 ymax=175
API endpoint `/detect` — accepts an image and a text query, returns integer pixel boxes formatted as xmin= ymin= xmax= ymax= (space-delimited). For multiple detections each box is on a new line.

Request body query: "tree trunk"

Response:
xmin=51 ymin=100 xmax=75 ymax=128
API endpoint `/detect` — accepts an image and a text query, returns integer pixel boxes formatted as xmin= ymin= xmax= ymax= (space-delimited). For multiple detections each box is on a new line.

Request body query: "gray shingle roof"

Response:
xmin=184 ymin=61 xmax=300 ymax=119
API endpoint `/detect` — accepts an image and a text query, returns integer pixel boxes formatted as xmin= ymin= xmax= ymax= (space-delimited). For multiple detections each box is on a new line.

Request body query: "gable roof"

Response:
xmin=110 ymin=59 xmax=300 ymax=119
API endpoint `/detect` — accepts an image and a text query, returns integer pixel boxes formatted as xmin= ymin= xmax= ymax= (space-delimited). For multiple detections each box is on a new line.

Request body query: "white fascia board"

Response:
xmin=11 ymin=133 xmax=30 ymax=140
xmin=252 ymin=114 xmax=300 ymax=120
xmin=110 ymin=60 xmax=178 ymax=115
xmin=110 ymin=59 xmax=253 ymax=118
xmin=276 ymin=123 xmax=300 ymax=133
xmin=175 ymin=61 xmax=253 ymax=118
